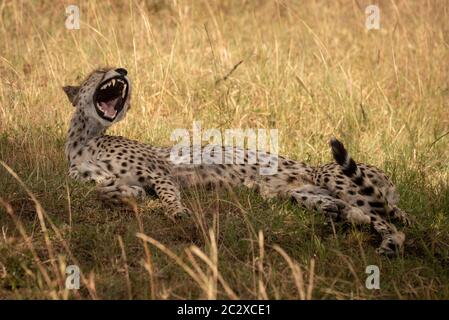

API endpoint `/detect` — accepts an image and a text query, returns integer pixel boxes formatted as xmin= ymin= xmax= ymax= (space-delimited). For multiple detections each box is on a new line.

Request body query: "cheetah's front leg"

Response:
xmin=149 ymin=175 xmax=191 ymax=220
xmin=96 ymin=177 xmax=146 ymax=203
xmin=69 ymin=161 xmax=113 ymax=184
xmin=96 ymin=173 xmax=191 ymax=220
xmin=370 ymin=214 xmax=405 ymax=256
xmin=391 ymin=206 xmax=412 ymax=226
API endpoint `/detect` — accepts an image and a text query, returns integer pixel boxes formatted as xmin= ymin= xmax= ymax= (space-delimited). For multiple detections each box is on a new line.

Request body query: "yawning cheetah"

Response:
xmin=63 ymin=67 xmax=410 ymax=255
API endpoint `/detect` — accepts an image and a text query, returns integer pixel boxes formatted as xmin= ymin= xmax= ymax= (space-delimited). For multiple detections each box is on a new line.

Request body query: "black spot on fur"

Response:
xmin=360 ymin=186 xmax=374 ymax=196
xmin=354 ymin=176 xmax=364 ymax=186
xmin=287 ymin=176 xmax=296 ymax=183
xmin=144 ymin=185 xmax=157 ymax=197
xmin=369 ymin=201 xmax=384 ymax=208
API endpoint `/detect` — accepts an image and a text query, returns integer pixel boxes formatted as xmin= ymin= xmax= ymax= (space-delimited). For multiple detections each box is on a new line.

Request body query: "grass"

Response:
xmin=0 ymin=0 xmax=448 ymax=299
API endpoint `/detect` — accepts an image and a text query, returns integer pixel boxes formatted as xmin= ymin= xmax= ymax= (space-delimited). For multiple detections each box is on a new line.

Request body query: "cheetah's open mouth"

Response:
xmin=94 ymin=76 xmax=128 ymax=121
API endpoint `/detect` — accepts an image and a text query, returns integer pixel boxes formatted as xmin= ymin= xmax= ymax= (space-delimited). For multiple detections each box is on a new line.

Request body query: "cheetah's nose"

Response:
xmin=115 ymin=68 xmax=127 ymax=76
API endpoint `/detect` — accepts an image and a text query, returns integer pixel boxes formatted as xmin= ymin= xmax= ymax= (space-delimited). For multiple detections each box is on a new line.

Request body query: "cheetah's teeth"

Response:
xmin=111 ymin=79 xmax=116 ymax=86
xmin=101 ymin=81 xmax=112 ymax=90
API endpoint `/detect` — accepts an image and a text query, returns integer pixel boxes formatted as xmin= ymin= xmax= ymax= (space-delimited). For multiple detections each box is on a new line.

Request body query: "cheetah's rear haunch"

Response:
xmin=63 ymin=67 xmax=411 ymax=255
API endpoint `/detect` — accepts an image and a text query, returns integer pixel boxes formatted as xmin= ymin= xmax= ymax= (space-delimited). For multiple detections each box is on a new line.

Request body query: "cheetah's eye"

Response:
xmin=93 ymin=76 xmax=128 ymax=121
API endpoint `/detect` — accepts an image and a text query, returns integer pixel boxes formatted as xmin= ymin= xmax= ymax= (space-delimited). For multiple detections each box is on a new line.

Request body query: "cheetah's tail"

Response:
xmin=329 ymin=137 xmax=361 ymax=178
xmin=329 ymin=137 xmax=386 ymax=201
xmin=330 ymin=137 xmax=380 ymax=188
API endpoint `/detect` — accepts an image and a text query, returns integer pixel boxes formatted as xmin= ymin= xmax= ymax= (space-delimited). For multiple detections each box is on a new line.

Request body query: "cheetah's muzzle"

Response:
xmin=94 ymin=76 xmax=128 ymax=121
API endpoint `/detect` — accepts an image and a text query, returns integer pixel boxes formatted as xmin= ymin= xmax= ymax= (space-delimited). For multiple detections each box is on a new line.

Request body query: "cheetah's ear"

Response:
xmin=62 ymin=86 xmax=80 ymax=106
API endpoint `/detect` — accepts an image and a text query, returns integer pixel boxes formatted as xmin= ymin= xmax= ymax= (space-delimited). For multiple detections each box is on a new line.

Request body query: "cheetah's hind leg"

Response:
xmin=289 ymin=185 xmax=370 ymax=225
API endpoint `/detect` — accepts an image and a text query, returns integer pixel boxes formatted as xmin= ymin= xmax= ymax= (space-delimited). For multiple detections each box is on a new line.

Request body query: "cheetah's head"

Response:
xmin=63 ymin=67 xmax=131 ymax=125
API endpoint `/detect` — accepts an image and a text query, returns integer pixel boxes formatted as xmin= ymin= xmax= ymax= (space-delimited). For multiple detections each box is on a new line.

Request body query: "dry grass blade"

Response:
xmin=189 ymin=245 xmax=238 ymax=300
xmin=215 ymin=60 xmax=244 ymax=85
xmin=257 ymin=230 xmax=268 ymax=300
xmin=273 ymin=245 xmax=306 ymax=300
xmin=0 ymin=161 xmax=62 ymax=290
xmin=118 ymin=235 xmax=133 ymax=299
xmin=0 ymin=161 xmax=98 ymax=299
xmin=136 ymin=232 xmax=207 ymax=295
xmin=0 ymin=197 xmax=55 ymax=295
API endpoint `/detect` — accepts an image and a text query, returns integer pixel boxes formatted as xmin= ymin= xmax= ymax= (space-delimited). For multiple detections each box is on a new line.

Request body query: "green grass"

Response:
xmin=0 ymin=0 xmax=448 ymax=299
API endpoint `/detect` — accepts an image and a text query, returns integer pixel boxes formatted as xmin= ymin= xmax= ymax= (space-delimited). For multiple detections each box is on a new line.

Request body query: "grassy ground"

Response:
xmin=0 ymin=0 xmax=448 ymax=299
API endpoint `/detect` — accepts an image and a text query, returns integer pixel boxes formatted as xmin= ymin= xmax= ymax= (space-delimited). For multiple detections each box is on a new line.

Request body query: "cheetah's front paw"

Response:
xmin=168 ymin=206 xmax=192 ymax=221
xmin=319 ymin=202 xmax=342 ymax=219
xmin=68 ymin=168 xmax=81 ymax=180
xmin=393 ymin=207 xmax=413 ymax=226
xmin=345 ymin=207 xmax=371 ymax=225
xmin=376 ymin=232 xmax=405 ymax=256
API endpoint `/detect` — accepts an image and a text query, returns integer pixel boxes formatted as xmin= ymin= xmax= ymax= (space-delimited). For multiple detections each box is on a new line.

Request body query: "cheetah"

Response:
xmin=63 ymin=67 xmax=410 ymax=255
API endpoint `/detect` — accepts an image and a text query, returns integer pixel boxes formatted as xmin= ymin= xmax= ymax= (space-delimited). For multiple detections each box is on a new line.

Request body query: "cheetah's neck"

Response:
xmin=65 ymin=108 xmax=107 ymax=163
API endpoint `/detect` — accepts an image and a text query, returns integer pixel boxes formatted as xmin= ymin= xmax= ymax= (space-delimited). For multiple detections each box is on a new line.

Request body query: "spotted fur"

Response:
xmin=63 ymin=67 xmax=411 ymax=255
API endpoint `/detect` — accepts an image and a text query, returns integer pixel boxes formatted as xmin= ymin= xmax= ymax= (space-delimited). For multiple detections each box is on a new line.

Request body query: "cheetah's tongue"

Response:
xmin=98 ymin=98 xmax=119 ymax=119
